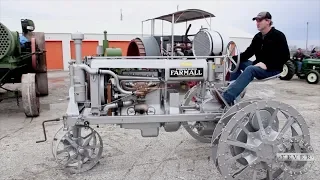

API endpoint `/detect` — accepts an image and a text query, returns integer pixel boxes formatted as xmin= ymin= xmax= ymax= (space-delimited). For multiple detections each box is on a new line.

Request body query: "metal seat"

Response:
xmin=253 ymin=73 xmax=281 ymax=82
xmin=226 ymin=73 xmax=281 ymax=86
xmin=222 ymin=73 xmax=281 ymax=99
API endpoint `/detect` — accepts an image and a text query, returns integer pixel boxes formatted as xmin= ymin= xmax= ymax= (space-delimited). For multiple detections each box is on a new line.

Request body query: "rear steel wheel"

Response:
xmin=211 ymin=98 xmax=274 ymax=165
xmin=214 ymin=100 xmax=313 ymax=180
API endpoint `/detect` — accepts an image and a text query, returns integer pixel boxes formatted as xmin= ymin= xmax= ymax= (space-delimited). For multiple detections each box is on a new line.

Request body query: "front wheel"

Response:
xmin=306 ymin=70 xmax=320 ymax=84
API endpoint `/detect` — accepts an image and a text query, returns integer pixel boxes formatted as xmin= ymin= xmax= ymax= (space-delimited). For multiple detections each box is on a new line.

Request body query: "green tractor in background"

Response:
xmin=280 ymin=55 xmax=320 ymax=84
xmin=0 ymin=19 xmax=49 ymax=117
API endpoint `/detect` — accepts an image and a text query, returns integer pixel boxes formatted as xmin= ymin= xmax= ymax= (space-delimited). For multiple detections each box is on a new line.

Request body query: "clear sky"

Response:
xmin=0 ymin=0 xmax=319 ymax=48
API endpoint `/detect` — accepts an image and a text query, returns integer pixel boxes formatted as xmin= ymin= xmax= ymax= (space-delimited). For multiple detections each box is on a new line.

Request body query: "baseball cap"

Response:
xmin=252 ymin=12 xmax=272 ymax=21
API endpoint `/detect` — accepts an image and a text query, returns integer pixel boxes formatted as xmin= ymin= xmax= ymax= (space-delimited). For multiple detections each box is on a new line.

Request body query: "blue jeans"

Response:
xmin=222 ymin=60 xmax=281 ymax=104
xmin=296 ymin=61 xmax=302 ymax=72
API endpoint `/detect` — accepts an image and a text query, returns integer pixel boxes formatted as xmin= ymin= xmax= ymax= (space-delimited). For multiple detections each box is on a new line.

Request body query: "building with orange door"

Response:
xmin=44 ymin=30 xmax=253 ymax=71
xmin=44 ymin=33 xmax=141 ymax=71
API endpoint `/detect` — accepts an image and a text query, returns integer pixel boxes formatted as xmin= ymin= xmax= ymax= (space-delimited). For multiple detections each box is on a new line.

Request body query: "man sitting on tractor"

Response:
xmin=215 ymin=12 xmax=290 ymax=108
xmin=292 ymin=48 xmax=306 ymax=73
xmin=310 ymin=47 xmax=320 ymax=58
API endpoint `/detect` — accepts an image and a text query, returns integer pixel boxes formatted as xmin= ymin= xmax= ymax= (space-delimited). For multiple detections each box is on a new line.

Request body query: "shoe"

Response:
xmin=213 ymin=90 xmax=233 ymax=108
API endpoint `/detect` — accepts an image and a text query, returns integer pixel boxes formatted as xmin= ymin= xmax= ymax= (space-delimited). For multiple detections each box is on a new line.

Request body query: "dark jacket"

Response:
xmin=234 ymin=27 xmax=290 ymax=71
xmin=292 ymin=52 xmax=306 ymax=61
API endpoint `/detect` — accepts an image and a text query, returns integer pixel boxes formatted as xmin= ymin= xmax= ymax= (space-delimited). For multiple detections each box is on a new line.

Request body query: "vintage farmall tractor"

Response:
xmin=37 ymin=9 xmax=314 ymax=179
xmin=0 ymin=19 xmax=48 ymax=117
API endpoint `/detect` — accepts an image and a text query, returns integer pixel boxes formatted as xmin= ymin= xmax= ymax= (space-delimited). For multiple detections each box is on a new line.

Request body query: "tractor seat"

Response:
xmin=223 ymin=73 xmax=281 ymax=104
xmin=224 ymin=73 xmax=281 ymax=89
xmin=253 ymin=73 xmax=281 ymax=82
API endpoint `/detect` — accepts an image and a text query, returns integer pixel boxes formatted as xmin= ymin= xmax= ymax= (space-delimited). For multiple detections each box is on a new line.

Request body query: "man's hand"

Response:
xmin=254 ymin=62 xmax=267 ymax=70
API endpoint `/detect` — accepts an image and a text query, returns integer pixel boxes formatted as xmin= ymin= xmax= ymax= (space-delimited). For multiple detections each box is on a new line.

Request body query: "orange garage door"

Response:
xmin=45 ymin=41 xmax=64 ymax=70
xmin=109 ymin=41 xmax=130 ymax=55
xmin=70 ymin=41 xmax=99 ymax=59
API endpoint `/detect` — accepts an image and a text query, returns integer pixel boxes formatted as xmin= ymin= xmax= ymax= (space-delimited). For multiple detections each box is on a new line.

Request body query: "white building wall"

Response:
xmin=229 ymin=37 xmax=256 ymax=60
xmin=43 ymin=33 xmax=253 ymax=70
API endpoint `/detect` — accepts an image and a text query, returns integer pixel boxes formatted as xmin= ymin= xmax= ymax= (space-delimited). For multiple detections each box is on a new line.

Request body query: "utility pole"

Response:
xmin=177 ymin=5 xmax=179 ymax=11
xmin=306 ymin=22 xmax=309 ymax=51
xmin=120 ymin=9 xmax=123 ymax=21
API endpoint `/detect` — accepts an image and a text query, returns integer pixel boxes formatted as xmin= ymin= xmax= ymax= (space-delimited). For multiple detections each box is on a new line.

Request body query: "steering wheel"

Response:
xmin=225 ymin=41 xmax=241 ymax=73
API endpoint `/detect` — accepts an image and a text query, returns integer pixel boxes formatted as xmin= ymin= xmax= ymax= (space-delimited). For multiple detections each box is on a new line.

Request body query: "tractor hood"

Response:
xmin=303 ymin=58 xmax=320 ymax=64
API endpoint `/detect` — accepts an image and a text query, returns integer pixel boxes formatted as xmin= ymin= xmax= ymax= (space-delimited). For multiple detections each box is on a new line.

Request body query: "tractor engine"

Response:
xmin=89 ymin=60 xmax=208 ymax=119
xmin=66 ymin=28 xmax=231 ymax=138
xmin=77 ymin=28 xmax=230 ymax=120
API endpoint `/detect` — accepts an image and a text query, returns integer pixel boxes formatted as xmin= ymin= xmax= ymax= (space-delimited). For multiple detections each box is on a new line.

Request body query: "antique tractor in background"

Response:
xmin=0 ymin=19 xmax=49 ymax=117
xmin=280 ymin=57 xmax=320 ymax=84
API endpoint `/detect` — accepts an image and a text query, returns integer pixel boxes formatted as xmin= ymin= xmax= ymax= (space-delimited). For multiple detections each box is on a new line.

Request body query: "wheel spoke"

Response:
xmin=232 ymin=165 xmax=250 ymax=179
xmin=277 ymin=116 xmax=295 ymax=139
xmin=82 ymin=129 xmax=94 ymax=139
xmin=272 ymin=169 xmax=283 ymax=179
xmin=268 ymin=108 xmax=279 ymax=127
xmin=239 ymin=122 xmax=250 ymax=135
xmin=227 ymin=139 xmax=257 ymax=152
xmin=84 ymin=145 xmax=102 ymax=149
xmin=83 ymin=131 xmax=96 ymax=146
xmin=77 ymin=156 xmax=83 ymax=170
xmin=255 ymin=110 xmax=266 ymax=136
xmin=226 ymin=152 xmax=245 ymax=164
xmin=62 ymin=154 xmax=78 ymax=167
xmin=56 ymin=147 xmax=70 ymax=155
xmin=64 ymin=136 xmax=79 ymax=149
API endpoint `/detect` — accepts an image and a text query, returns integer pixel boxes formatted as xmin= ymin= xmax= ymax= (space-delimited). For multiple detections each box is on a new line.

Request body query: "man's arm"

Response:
xmin=292 ymin=52 xmax=298 ymax=59
xmin=233 ymin=35 xmax=256 ymax=62
xmin=274 ymin=32 xmax=290 ymax=65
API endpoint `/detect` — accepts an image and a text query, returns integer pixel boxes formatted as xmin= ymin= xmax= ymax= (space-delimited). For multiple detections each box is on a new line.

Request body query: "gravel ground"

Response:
xmin=0 ymin=71 xmax=319 ymax=180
